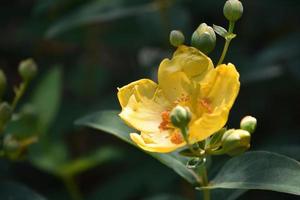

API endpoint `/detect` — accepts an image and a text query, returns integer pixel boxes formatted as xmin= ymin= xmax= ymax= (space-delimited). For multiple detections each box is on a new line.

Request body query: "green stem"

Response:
xmin=180 ymin=126 xmax=210 ymax=199
xmin=202 ymin=165 xmax=210 ymax=200
xmin=11 ymin=81 xmax=29 ymax=111
xmin=62 ymin=175 xmax=83 ymax=200
xmin=217 ymin=21 xmax=235 ymax=65
xmin=181 ymin=127 xmax=199 ymax=156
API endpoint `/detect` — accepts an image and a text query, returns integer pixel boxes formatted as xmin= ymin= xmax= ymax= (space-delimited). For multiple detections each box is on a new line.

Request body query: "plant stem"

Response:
xmin=201 ymin=164 xmax=210 ymax=200
xmin=11 ymin=81 xmax=28 ymax=111
xmin=62 ymin=175 xmax=83 ymax=200
xmin=181 ymin=127 xmax=199 ymax=156
xmin=217 ymin=21 xmax=235 ymax=65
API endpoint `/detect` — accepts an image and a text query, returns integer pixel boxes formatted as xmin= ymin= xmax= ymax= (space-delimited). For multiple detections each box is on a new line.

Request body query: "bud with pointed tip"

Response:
xmin=191 ymin=23 xmax=216 ymax=54
xmin=223 ymin=0 xmax=243 ymax=22
xmin=0 ymin=69 xmax=6 ymax=98
xmin=169 ymin=30 xmax=185 ymax=47
xmin=240 ymin=116 xmax=257 ymax=134
xmin=221 ymin=129 xmax=251 ymax=156
xmin=18 ymin=58 xmax=38 ymax=81
xmin=170 ymin=105 xmax=191 ymax=129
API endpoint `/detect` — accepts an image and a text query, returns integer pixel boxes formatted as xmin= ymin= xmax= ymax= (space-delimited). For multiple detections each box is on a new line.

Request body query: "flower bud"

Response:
xmin=169 ymin=30 xmax=185 ymax=47
xmin=0 ymin=102 xmax=12 ymax=127
xmin=0 ymin=69 xmax=7 ymax=98
xmin=240 ymin=116 xmax=257 ymax=134
xmin=18 ymin=58 xmax=38 ymax=81
xmin=223 ymin=0 xmax=243 ymax=22
xmin=170 ymin=105 xmax=191 ymax=129
xmin=221 ymin=129 xmax=251 ymax=156
xmin=191 ymin=23 xmax=216 ymax=54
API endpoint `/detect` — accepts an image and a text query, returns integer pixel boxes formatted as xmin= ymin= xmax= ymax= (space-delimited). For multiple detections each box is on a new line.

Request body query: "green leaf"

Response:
xmin=46 ymin=0 xmax=159 ymax=38
xmin=75 ymin=110 xmax=200 ymax=186
xmin=30 ymin=67 xmax=62 ymax=134
xmin=0 ymin=181 xmax=46 ymax=200
xmin=213 ymin=24 xmax=228 ymax=38
xmin=199 ymin=151 xmax=300 ymax=196
xmin=58 ymin=146 xmax=122 ymax=177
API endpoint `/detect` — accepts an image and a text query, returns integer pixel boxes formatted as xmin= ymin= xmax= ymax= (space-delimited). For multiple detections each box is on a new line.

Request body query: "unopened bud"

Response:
xmin=0 ymin=69 xmax=6 ymax=98
xmin=191 ymin=23 xmax=216 ymax=54
xmin=18 ymin=58 xmax=38 ymax=81
xmin=221 ymin=129 xmax=250 ymax=156
xmin=0 ymin=102 xmax=12 ymax=127
xmin=240 ymin=116 xmax=257 ymax=134
xmin=170 ymin=30 xmax=185 ymax=47
xmin=223 ymin=0 xmax=243 ymax=22
xmin=170 ymin=105 xmax=191 ymax=129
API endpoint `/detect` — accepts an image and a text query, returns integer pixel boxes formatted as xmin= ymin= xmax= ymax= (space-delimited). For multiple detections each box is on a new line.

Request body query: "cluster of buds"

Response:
xmin=0 ymin=58 xmax=38 ymax=160
xmin=169 ymin=0 xmax=243 ymax=56
xmin=221 ymin=116 xmax=256 ymax=156
xmin=169 ymin=105 xmax=257 ymax=158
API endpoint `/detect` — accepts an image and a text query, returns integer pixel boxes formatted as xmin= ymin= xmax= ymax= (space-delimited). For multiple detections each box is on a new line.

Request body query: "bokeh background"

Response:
xmin=0 ymin=0 xmax=299 ymax=199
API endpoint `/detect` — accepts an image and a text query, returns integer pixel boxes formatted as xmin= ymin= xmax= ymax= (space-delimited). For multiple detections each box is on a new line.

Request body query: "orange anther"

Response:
xmin=170 ymin=131 xmax=184 ymax=144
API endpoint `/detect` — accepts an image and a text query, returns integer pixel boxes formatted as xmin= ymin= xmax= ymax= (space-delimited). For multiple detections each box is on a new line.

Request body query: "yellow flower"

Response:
xmin=117 ymin=45 xmax=240 ymax=153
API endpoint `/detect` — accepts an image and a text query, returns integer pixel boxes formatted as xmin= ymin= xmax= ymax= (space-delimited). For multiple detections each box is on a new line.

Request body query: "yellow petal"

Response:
xmin=158 ymin=45 xmax=214 ymax=102
xmin=189 ymin=106 xmax=229 ymax=142
xmin=118 ymin=79 xmax=170 ymax=133
xmin=118 ymin=79 xmax=157 ymax=108
xmin=204 ymin=63 xmax=240 ymax=109
xmin=130 ymin=131 xmax=185 ymax=153
xmin=189 ymin=64 xmax=240 ymax=142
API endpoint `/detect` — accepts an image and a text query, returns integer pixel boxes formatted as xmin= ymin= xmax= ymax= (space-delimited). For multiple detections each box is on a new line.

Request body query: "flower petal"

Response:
xmin=158 ymin=45 xmax=214 ymax=102
xmin=189 ymin=106 xmax=229 ymax=142
xmin=130 ymin=131 xmax=185 ymax=153
xmin=203 ymin=63 xmax=240 ymax=108
xmin=118 ymin=79 xmax=170 ymax=133
xmin=189 ymin=64 xmax=240 ymax=142
xmin=118 ymin=79 xmax=157 ymax=108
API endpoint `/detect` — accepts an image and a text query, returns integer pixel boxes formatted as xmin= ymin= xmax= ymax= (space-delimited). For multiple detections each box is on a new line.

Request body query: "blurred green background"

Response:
xmin=0 ymin=0 xmax=299 ymax=199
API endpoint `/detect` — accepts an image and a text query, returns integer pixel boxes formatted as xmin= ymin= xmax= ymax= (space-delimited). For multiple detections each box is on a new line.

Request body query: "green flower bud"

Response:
xmin=0 ymin=69 xmax=6 ymax=98
xmin=0 ymin=102 xmax=12 ymax=127
xmin=191 ymin=23 xmax=216 ymax=54
xmin=240 ymin=116 xmax=257 ymax=134
xmin=223 ymin=0 xmax=243 ymax=22
xmin=221 ymin=129 xmax=251 ymax=156
xmin=170 ymin=105 xmax=191 ymax=129
xmin=170 ymin=30 xmax=185 ymax=47
xmin=18 ymin=58 xmax=38 ymax=81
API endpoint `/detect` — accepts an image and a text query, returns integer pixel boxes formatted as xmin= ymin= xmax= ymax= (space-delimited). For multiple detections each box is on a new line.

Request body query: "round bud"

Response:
xmin=0 ymin=69 xmax=7 ymax=98
xmin=221 ymin=129 xmax=251 ymax=156
xmin=169 ymin=30 xmax=185 ymax=47
xmin=223 ymin=0 xmax=243 ymax=22
xmin=18 ymin=58 xmax=38 ymax=81
xmin=240 ymin=116 xmax=257 ymax=134
xmin=0 ymin=102 xmax=12 ymax=126
xmin=170 ymin=105 xmax=191 ymax=129
xmin=191 ymin=23 xmax=216 ymax=54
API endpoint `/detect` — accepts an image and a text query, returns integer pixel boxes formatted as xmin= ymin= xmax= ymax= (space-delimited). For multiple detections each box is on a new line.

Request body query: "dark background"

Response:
xmin=0 ymin=0 xmax=299 ymax=199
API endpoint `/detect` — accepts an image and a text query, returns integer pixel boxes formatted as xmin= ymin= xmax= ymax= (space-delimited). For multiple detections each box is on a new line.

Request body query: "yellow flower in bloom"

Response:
xmin=117 ymin=45 xmax=240 ymax=153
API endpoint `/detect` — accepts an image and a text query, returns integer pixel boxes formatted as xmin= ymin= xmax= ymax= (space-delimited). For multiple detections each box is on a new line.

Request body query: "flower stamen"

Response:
xmin=170 ymin=130 xmax=184 ymax=144
xmin=159 ymin=111 xmax=171 ymax=130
